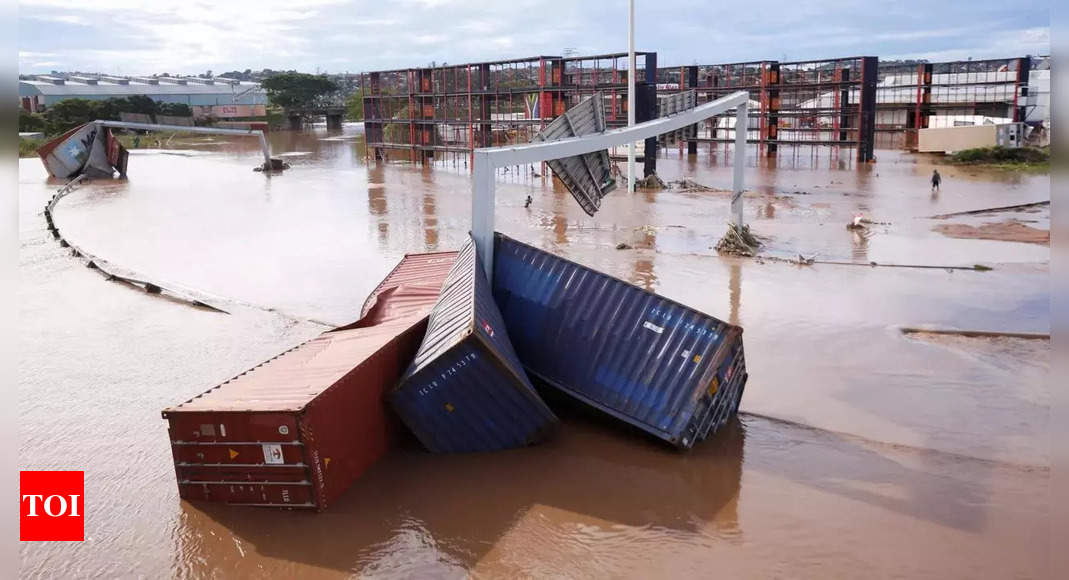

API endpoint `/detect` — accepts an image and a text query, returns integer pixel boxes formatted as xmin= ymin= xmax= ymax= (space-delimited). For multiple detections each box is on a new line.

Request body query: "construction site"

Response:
xmin=361 ymin=52 xmax=1047 ymax=168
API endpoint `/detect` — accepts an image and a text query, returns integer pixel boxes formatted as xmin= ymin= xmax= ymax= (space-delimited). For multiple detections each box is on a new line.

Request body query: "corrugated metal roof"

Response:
xmin=19 ymin=79 xmax=265 ymax=97
xmin=532 ymin=93 xmax=616 ymax=217
xmin=391 ymin=237 xmax=558 ymax=453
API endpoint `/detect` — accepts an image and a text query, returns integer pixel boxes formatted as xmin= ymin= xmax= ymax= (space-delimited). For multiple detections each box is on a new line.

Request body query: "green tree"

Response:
xmin=261 ymin=72 xmax=339 ymax=108
xmin=19 ymin=108 xmax=46 ymax=132
xmin=346 ymin=89 xmax=364 ymax=120
xmin=158 ymin=102 xmax=192 ymax=117
xmin=43 ymin=99 xmax=101 ymax=135
xmin=123 ymin=95 xmax=159 ymax=117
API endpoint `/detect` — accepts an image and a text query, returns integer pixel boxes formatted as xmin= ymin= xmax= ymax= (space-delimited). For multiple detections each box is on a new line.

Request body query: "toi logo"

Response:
xmin=20 ymin=471 xmax=84 ymax=541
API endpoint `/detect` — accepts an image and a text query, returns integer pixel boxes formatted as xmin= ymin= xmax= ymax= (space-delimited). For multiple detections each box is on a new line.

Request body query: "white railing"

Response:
xmin=471 ymin=90 xmax=750 ymax=278
xmin=93 ymin=120 xmax=272 ymax=166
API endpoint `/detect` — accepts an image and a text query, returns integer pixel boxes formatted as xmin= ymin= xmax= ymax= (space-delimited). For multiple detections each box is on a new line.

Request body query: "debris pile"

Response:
xmin=635 ymin=173 xmax=666 ymax=190
xmin=715 ymin=223 xmax=763 ymax=257
xmin=668 ymin=178 xmax=724 ymax=192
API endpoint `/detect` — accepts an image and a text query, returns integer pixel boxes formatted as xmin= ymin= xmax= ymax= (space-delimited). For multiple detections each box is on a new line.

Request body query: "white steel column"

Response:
xmin=731 ymin=102 xmax=747 ymax=227
xmin=472 ymin=150 xmax=496 ymax=278
xmin=627 ymin=0 xmax=636 ymax=193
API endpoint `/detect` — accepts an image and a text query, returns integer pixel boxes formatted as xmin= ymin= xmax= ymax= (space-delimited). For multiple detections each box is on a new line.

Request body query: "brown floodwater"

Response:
xmin=19 ymin=124 xmax=1051 ymax=578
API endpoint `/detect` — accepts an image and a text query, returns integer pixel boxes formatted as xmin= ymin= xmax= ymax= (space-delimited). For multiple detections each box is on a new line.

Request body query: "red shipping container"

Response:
xmin=162 ymin=252 xmax=457 ymax=510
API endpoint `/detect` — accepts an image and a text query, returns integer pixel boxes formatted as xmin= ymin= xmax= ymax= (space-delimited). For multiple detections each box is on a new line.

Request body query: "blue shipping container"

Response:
xmin=391 ymin=237 xmax=558 ymax=453
xmin=491 ymin=233 xmax=747 ymax=449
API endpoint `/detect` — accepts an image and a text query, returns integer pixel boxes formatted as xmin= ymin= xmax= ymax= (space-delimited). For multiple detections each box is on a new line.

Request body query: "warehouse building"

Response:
xmin=18 ymin=74 xmax=267 ymax=113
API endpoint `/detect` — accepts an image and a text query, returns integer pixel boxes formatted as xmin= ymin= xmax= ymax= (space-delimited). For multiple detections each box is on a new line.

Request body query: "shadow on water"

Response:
xmin=173 ymin=397 xmax=747 ymax=576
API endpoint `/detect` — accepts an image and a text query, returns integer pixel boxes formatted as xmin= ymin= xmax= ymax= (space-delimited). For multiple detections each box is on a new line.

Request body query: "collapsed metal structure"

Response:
xmin=362 ymin=52 xmax=1034 ymax=165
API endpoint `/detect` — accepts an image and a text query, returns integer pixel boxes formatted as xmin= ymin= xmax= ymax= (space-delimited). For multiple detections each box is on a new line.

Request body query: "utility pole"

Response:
xmin=627 ymin=0 xmax=636 ymax=193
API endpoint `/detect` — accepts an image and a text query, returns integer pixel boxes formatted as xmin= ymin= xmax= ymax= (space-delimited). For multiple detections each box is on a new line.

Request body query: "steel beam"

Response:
xmin=93 ymin=120 xmax=272 ymax=165
xmin=472 ymin=90 xmax=749 ymax=278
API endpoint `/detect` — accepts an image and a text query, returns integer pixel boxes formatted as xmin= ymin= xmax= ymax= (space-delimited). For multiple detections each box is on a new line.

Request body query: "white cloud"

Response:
xmin=25 ymin=14 xmax=90 ymax=25
xmin=16 ymin=0 xmax=1051 ymax=74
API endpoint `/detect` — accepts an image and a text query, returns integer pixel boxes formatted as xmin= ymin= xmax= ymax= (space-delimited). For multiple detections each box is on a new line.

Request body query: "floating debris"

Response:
xmin=668 ymin=178 xmax=723 ymax=192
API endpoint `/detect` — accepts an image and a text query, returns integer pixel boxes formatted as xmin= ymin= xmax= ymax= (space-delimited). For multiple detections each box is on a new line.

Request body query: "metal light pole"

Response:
xmin=627 ymin=0 xmax=636 ymax=193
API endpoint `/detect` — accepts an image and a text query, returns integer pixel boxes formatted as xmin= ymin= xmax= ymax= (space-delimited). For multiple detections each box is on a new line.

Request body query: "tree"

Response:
xmin=346 ymin=89 xmax=364 ymax=121
xmin=19 ymin=108 xmax=46 ymax=132
xmin=43 ymin=99 xmax=106 ymax=135
xmin=40 ymin=95 xmax=195 ymax=135
xmin=158 ymin=102 xmax=192 ymax=117
xmin=261 ymin=72 xmax=339 ymax=108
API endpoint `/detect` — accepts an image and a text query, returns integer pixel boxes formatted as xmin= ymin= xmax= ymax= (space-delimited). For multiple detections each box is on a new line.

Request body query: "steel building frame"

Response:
xmin=362 ymin=52 xmax=657 ymax=164
xmin=362 ymin=52 xmax=1036 ymax=165
xmin=873 ymin=56 xmax=1031 ymax=149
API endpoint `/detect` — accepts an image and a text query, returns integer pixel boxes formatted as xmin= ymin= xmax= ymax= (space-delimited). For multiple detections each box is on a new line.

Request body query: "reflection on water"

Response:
xmin=18 ymin=123 xmax=1051 ymax=579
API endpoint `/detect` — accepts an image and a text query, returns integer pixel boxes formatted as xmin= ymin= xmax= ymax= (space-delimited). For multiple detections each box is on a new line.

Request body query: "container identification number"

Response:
xmin=418 ymin=352 xmax=478 ymax=396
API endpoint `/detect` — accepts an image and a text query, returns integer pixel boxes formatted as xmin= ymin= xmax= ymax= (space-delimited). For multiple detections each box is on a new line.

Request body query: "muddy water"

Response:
xmin=19 ymin=125 xmax=1051 ymax=578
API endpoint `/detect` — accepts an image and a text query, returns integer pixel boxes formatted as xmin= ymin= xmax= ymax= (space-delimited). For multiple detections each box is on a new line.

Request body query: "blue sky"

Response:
xmin=17 ymin=0 xmax=1050 ymax=74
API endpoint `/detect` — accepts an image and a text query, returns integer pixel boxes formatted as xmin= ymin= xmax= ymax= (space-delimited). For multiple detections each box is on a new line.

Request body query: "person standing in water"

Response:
xmin=931 ymin=169 xmax=942 ymax=192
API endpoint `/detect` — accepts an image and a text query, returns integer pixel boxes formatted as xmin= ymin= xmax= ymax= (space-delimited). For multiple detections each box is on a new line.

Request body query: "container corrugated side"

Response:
xmin=163 ymin=317 xmax=429 ymax=510
xmin=162 ymin=255 xmax=456 ymax=510
xmin=491 ymin=233 xmax=747 ymax=449
xmin=391 ymin=237 xmax=558 ymax=453
xmin=360 ymin=251 xmax=459 ymax=318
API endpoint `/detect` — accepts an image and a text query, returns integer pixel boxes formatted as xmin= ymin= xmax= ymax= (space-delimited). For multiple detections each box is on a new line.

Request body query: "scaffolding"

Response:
xmin=657 ymin=56 xmax=877 ymax=161
xmin=362 ymin=51 xmax=1037 ymax=165
xmin=362 ymin=52 xmax=656 ymax=164
xmin=874 ymin=57 xmax=1031 ymax=149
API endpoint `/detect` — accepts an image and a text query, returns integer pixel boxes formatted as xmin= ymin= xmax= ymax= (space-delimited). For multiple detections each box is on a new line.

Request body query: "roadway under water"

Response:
xmin=19 ymin=124 xmax=1050 ymax=578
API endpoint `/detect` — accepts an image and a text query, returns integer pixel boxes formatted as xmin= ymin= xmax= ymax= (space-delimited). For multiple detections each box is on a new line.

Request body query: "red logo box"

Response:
xmin=20 ymin=471 xmax=84 ymax=541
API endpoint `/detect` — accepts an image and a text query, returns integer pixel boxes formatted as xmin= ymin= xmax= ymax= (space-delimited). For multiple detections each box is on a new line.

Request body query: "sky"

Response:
xmin=17 ymin=0 xmax=1051 ymax=75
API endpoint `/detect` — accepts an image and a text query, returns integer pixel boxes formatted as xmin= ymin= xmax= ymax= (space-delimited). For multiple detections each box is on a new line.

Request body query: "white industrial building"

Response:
xmin=18 ymin=74 xmax=267 ymax=113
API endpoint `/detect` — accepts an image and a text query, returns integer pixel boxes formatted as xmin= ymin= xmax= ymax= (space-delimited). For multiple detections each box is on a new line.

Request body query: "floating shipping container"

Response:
xmin=391 ymin=237 xmax=558 ymax=453
xmin=491 ymin=233 xmax=747 ymax=449
xmin=162 ymin=252 xmax=455 ymax=510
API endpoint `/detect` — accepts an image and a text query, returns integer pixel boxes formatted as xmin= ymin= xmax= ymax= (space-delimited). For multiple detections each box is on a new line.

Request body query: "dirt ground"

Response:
xmin=933 ymin=219 xmax=1050 ymax=245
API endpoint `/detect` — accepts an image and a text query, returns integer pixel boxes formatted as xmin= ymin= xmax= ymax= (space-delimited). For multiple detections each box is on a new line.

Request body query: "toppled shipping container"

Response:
xmin=491 ymin=233 xmax=747 ymax=449
xmin=391 ymin=237 xmax=558 ymax=453
xmin=37 ymin=122 xmax=128 ymax=179
xmin=162 ymin=252 xmax=456 ymax=510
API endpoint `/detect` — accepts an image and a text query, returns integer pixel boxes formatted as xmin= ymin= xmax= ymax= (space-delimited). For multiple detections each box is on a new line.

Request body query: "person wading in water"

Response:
xmin=931 ymin=169 xmax=942 ymax=192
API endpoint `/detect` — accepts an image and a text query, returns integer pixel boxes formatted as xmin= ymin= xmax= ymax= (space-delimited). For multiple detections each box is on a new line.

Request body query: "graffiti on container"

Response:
xmin=417 ymin=351 xmax=479 ymax=396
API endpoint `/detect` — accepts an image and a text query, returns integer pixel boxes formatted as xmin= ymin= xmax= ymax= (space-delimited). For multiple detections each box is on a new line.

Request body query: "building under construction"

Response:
xmin=362 ymin=52 xmax=1039 ymax=165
